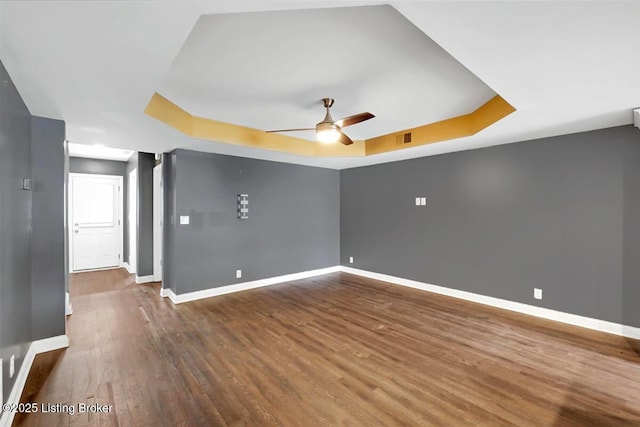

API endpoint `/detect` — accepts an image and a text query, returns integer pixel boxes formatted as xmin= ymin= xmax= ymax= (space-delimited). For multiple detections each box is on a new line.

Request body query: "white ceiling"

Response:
xmin=1 ymin=1 xmax=639 ymax=169
xmin=68 ymin=142 xmax=134 ymax=162
xmin=159 ymin=5 xmax=495 ymax=141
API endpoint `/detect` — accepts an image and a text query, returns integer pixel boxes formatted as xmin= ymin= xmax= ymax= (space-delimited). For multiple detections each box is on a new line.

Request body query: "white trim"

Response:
xmin=0 ymin=335 xmax=69 ymax=427
xmin=122 ymin=262 xmax=133 ymax=274
xmin=162 ymin=288 xmax=178 ymax=304
xmin=339 ymin=266 xmax=640 ymax=340
xmin=135 ymin=275 xmax=155 ymax=284
xmin=71 ymin=266 xmax=121 ymax=274
xmin=167 ymin=266 xmax=341 ymax=304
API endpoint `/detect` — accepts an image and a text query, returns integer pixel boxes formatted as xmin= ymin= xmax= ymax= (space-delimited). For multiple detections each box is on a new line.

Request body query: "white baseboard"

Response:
xmin=122 ymin=262 xmax=133 ymax=274
xmin=167 ymin=266 xmax=341 ymax=304
xmin=340 ymin=266 xmax=640 ymax=340
xmin=0 ymin=335 xmax=69 ymax=427
xmin=135 ymin=275 xmax=155 ymax=284
xmin=162 ymin=288 xmax=178 ymax=304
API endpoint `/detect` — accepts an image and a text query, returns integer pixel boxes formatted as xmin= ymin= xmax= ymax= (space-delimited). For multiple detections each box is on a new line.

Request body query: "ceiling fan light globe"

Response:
xmin=316 ymin=122 xmax=341 ymax=144
xmin=316 ymin=128 xmax=341 ymax=144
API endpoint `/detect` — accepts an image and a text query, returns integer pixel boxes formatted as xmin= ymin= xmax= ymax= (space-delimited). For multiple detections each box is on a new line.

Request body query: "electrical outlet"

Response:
xmin=534 ymin=288 xmax=542 ymax=300
xmin=179 ymin=215 xmax=190 ymax=225
xmin=236 ymin=269 xmax=242 ymax=279
xmin=349 ymin=256 xmax=354 ymax=264
xmin=9 ymin=354 xmax=15 ymax=378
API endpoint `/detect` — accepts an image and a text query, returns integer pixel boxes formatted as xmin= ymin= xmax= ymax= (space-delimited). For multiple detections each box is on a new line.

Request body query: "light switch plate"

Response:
xmin=237 ymin=194 xmax=249 ymax=219
xmin=179 ymin=215 xmax=190 ymax=225
xmin=415 ymin=197 xmax=421 ymax=206
xmin=421 ymin=197 xmax=427 ymax=206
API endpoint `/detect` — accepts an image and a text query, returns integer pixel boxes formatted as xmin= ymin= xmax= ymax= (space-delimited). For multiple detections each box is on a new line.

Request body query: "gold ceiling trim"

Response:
xmin=144 ymin=92 xmax=514 ymax=158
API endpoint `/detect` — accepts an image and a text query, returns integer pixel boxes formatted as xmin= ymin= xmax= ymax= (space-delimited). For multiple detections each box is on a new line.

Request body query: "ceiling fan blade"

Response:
xmin=338 ymin=132 xmax=354 ymax=146
xmin=335 ymin=112 xmax=375 ymax=128
xmin=265 ymin=128 xmax=315 ymax=133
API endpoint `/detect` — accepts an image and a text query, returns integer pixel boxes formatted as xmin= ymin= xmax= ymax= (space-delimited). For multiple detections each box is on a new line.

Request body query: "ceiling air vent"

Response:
xmin=395 ymin=132 xmax=413 ymax=145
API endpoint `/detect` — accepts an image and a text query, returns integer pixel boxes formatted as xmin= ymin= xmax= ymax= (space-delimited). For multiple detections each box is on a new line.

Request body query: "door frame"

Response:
xmin=68 ymin=173 xmax=124 ymax=273
xmin=153 ymin=164 xmax=163 ymax=282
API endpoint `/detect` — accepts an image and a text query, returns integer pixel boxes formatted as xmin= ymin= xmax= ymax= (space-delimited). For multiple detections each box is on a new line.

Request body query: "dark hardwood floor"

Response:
xmin=14 ymin=269 xmax=640 ymax=426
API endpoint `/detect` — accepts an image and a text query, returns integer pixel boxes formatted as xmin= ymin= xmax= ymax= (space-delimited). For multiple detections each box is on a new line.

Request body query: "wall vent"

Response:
xmin=396 ymin=133 xmax=413 ymax=145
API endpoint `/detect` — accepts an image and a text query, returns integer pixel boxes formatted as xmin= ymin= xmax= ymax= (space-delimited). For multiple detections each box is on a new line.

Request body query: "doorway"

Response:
xmin=69 ymin=173 xmax=123 ymax=272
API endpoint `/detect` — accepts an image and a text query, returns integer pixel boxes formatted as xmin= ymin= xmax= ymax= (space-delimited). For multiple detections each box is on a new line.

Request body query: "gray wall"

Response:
xmin=69 ymin=157 xmax=127 ymax=176
xmin=0 ymin=58 xmax=33 ymax=403
xmin=125 ymin=153 xmax=138 ymax=266
xmin=162 ymin=152 xmax=177 ymax=293
xmin=1 ymin=59 xmax=67 ymax=402
xmin=123 ymin=153 xmax=154 ymax=276
xmin=341 ymin=125 xmax=640 ymax=328
xmin=31 ymin=116 xmax=66 ymax=340
xmin=623 ymin=136 xmax=640 ymax=328
xmin=165 ymin=149 xmax=340 ymax=294
xmin=69 ymin=157 xmax=127 ymax=264
xmin=137 ymin=153 xmax=154 ymax=277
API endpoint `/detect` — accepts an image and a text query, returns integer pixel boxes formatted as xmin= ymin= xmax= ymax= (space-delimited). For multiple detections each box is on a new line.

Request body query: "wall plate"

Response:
xmin=238 ymin=194 xmax=249 ymax=219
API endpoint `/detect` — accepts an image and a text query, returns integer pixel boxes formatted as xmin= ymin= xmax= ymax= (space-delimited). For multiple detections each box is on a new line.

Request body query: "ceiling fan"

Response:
xmin=266 ymin=98 xmax=374 ymax=145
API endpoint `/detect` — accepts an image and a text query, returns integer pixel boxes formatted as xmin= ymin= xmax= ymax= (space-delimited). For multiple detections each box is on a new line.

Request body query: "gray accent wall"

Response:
xmin=164 ymin=149 xmax=340 ymax=294
xmin=69 ymin=157 xmax=127 ymax=264
xmin=0 ymin=58 xmax=33 ymax=403
xmin=341 ymin=125 xmax=640 ymax=328
xmin=123 ymin=153 xmax=154 ymax=276
xmin=125 ymin=153 xmax=138 ymax=266
xmin=0 ymin=60 xmax=66 ymax=402
xmin=69 ymin=157 xmax=127 ymax=176
xmin=162 ymin=152 xmax=177 ymax=293
xmin=31 ymin=116 xmax=66 ymax=340
xmin=137 ymin=153 xmax=154 ymax=277
xmin=622 ymin=136 xmax=640 ymax=328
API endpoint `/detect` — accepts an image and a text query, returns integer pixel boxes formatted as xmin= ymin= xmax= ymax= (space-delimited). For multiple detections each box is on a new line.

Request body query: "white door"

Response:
xmin=153 ymin=164 xmax=163 ymax=282
xmin=128 ymin=169 xmax=137 ymax=274
xmin=70 ymin=174 xmax=123 ymax=271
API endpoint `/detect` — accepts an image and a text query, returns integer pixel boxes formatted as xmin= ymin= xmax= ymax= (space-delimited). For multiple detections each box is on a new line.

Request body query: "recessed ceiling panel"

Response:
xmin=157 ymin=5 xmax=496 ymax=141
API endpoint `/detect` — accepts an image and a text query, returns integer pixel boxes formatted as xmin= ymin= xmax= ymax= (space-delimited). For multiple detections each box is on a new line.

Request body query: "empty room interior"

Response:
xmin=1 ymin=1 xmax=640 ymax=426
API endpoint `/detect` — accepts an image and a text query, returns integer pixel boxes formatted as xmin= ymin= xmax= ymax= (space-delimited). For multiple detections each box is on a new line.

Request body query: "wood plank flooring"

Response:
xmin=14 ymin=269 xmax=640 ymax=426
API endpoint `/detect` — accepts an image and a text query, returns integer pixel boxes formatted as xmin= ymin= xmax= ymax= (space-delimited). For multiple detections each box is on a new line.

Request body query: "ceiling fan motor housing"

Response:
xmin=322 ymin=98 xmax=335 ymax=108
xmin=316 ymin=121 xmax=339 ymax=133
